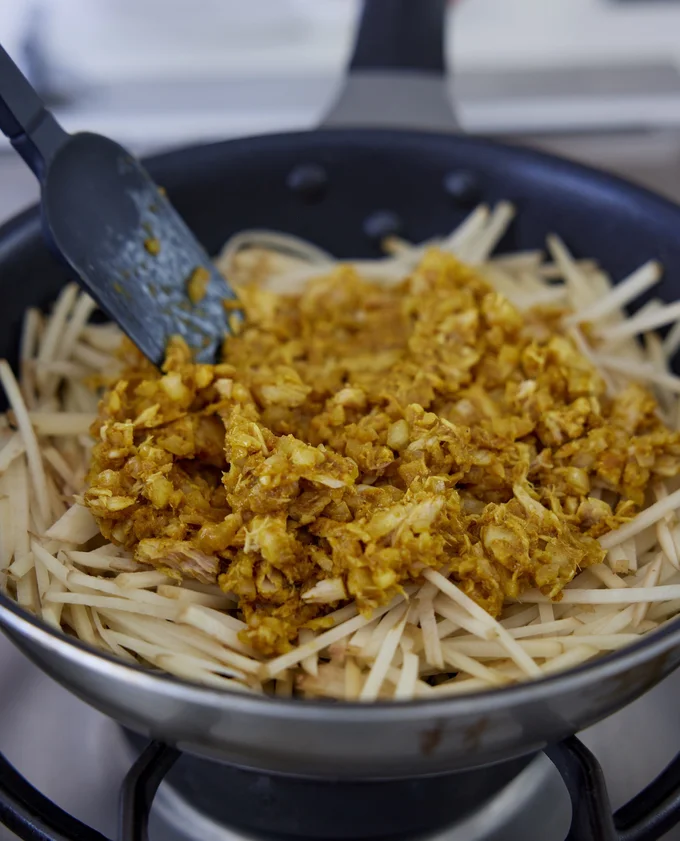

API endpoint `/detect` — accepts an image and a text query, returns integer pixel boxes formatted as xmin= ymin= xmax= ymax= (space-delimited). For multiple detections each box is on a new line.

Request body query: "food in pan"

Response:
xmin=3 ymin=202 xmax=680 ymax=701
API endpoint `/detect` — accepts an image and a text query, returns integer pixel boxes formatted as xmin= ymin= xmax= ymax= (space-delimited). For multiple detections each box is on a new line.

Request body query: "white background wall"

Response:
xmin=3 ymin=2 xmax=680 ymax=155
xmin=4 ymin=0 xmax=680 ymax=84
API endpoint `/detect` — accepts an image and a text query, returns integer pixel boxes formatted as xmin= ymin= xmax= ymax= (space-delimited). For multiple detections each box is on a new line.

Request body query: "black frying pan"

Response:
xmin=3 ymin=3 xmax=680 ymax=840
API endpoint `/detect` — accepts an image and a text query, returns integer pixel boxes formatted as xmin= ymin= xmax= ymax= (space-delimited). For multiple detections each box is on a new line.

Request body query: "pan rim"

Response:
xmin=2 ymin=126 xmax=680 ymax=723
xmin=146 ymin=126 xmax=680 ymax=224
xmin=2 ymin=583 xmax=680 ymax=721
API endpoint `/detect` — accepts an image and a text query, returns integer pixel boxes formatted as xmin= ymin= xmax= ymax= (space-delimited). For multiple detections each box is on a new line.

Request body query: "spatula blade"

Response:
xmin=42 ymin=132 xmax=234 ymax=366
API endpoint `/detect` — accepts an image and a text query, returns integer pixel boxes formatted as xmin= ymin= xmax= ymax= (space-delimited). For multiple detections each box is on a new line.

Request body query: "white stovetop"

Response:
xmin=6 ymin=0 xmax=680 ymax=80
xmin=3 ymin=613 xmax=680 ymax=841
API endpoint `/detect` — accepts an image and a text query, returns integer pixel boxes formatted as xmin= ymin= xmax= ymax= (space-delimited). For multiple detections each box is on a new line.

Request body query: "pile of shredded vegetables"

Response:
xmin=3 ymin=202 xmax=680 ymax=701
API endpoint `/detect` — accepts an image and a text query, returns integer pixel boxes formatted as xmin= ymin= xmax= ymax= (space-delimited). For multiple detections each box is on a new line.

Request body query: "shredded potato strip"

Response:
xmin=593 ymin=355 xmax=680 ymax=394
xmin=394 ymin=651 xmax=419 ymax=700
xmin=600 ymin=489 xmax=680 ymax=549
xmin=90 ymin=610 xmax=138 ymax=663
xmin=361 ymin=602 xmax=411 ymax=660
xmin=418 ymin=594 xmax=444 ymax=670
xmin=433 ymin=595 xmax=495 ymax=639
xmin=442 ymin=645 xmax=511 ymax=686
xmin=19 ymin=308 xmax=41 ymax=410
xmin=565 ymin=260 xmax=661 ymax=326
xmin=263 ymin=598 xmax=401 ymax=679
xmin=463 ymin=203 xmax=515 ymax=265
xmin=653 ymin=483 xmax=680 ymax=571
xmin=599 ymin=301 xmax=680 ymax=343
xmin=0 ymin=433 xmax=25 ymax=473
xmin=442 ymin=205 xmax=490 ymax=256
xmin=519 ymin=585 xmax=680 ymax=604
xmin=0 ymin=362 xmax=50 ymax=524
xmin=43 ymin=592 xmax=180 ymax=620
xmin=631 ymin=554 xmax=664 ymax=628
xmin=359 ymin=607 xmax=408 ymax=701
xmin=35 ymin=284 xmax=78 ymax=392
xmin=298 ymin=629 xmax=319 ymax=677
xmin=28 ymin=413 xmax=95 ymax=436
xmin=102 ymin=610 xmax=260 ymax=675
xmin=58 ymin=294 xmax=98 ymax=362
xmin=178 ymin=604 xmax=261 ymax=659
xmin=424 ymin=570 xmax=541 ymax=677
xmin=589 ymin=564 xmax=628 ymax=589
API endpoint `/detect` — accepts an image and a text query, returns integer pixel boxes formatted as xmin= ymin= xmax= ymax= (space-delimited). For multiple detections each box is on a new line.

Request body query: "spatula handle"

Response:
xmin=0 ymin=43 xmax=68 ymax=179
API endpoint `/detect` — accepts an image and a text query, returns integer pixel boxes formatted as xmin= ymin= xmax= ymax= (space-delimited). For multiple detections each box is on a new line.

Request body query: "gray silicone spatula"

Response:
xmin=0 ymin=44 xmax=236 ymax=365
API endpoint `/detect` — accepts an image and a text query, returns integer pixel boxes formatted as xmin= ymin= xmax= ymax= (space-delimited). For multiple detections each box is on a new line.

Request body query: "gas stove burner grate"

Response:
xmin=1 ymin=736 xmax=680 ymax=841
xmin=132 ymin=729 xmax=535 ymax=840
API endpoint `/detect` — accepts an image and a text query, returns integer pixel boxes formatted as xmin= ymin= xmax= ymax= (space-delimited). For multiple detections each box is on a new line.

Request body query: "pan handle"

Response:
xmin=321 ymin=0 xmax=457 ymax=132
xmin=547 ymin=736 xmax=680 ymax=841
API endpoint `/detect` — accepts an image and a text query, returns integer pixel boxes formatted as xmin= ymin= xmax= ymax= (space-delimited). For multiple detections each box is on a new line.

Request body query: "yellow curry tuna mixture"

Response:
xmin=84 ymin=251 xmax=680 ymax=654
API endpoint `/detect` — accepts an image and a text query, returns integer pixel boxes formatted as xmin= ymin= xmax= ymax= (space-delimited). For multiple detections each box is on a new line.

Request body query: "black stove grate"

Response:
xmin=136 ymin=729 xmax=534 ymax=840
xmin=2 ymin=736 xmax=680 ymax=841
